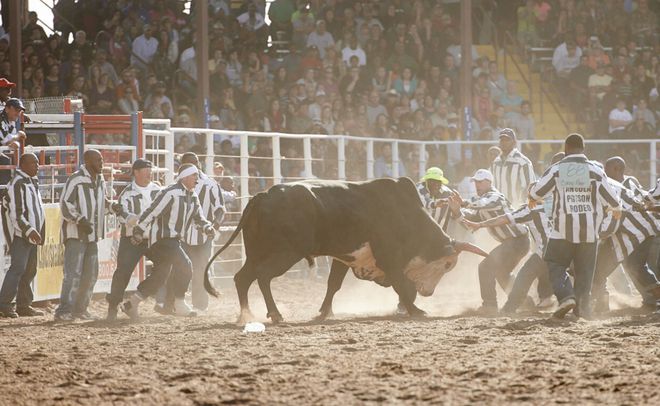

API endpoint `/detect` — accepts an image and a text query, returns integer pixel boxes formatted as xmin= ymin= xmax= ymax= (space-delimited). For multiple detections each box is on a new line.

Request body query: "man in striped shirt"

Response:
xmin=55 ymin=149 xmax=107 ymax=321
xmin=461 ymin=155 xmax=569 ymax=314
xmin=645 ymin=178 xmax=660 ymax=277
xmin=449 ymin=169 xmax=530 ymax=313
xmin=120 ymin=163 xmax=215 ymax=319
xmin=490 ymin=128 xmax=536 ymax=208
xmin=591 ymin=158 xmax=660 ymax=313
xmin=0 ymin=153 xmax=46 ymax=318
xmin=529 ymin=134 xmax=622 ymax=319
xmin=105 ymin=159 xmax=161 ymax=321
xmin=176 ymin=152 xmax=225 ymax=313
xmin=463 ymin=201 xmax=552 ymax=314
xmin=417 ymin=167 xmax=453 ymax=232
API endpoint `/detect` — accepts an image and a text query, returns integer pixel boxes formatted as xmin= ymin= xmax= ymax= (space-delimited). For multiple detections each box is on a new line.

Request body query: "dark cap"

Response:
xmin=5 ymin=98 xmax=25 ymax=111
xmin=132 ymin=158 xmax=153 ymax=172
xmin=498 ymin=128 xmax=516 ymax=140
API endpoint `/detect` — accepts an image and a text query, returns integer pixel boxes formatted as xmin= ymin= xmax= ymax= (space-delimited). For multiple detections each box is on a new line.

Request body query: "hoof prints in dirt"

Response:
xmin=2 ymin=281 xmax=660 ymax=404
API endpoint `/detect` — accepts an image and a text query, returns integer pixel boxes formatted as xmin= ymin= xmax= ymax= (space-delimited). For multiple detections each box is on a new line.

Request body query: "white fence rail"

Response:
xmin=164 ymin=126 xmax=658 ymax=280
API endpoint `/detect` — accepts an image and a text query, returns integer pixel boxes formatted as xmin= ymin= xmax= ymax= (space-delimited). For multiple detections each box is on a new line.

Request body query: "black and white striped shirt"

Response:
xmin=622 ymin=175 xmax=645 ymax=198
xmin=600 ymin=179 xmax=659 ymax=262
xmin=491 ymin=148 xmax=536 ymax=208
xmin=529 ymin=154 xmax=621 ymax=243
xmin=112 ymin=181 xmax=162 ymax=237
xmin=133 ymin=182 xmax=211 ymax=246
xmin=60 ymin=165 xmax=107 ymax=243
xmin=417 ymin=183 xmax=452 ymax=231
xmin=506 ymin=204 xmax=551 ymax=256
xmin=0 ymin=110 xmax=18 ymax=145
xmin=459 ymin=188 xmax=528 ymax=242
xmin=645 ymin=178 xmax=660 ymax=204
xmin=184 ymin=172 xmax=225 ymax=246
xmin=7 ymin=169 xmax=45 ymax=244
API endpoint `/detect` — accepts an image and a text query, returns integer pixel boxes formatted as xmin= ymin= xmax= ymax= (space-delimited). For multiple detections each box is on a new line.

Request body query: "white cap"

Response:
xmin=471 ymin=169 xmax=494 ymax=183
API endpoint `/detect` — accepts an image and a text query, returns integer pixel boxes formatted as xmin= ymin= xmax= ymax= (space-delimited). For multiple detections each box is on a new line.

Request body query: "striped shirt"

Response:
xmin=112 ymin=181 xmax=162 ymax=237
xmin=491 ymin=148 xmax=536 ymax=208
xmin=530 ymin=154 xmax=621 ymax=243
xmin=60 ymin=165 xmax=107 ymax=243
xmin=599 ymin=179 xmax=659 ymax=262
xmin=7 ymin=169 xmax=45 ymax=244
xmin=622 ymin=175 xmax=645 ymax=198
xmin=184 ymin=172 xmax=225 ymax=246
xmin=417 ymin=183 xmax=452 ymax=231
xmin=0 ymin=110 xmax=18 ymax=145
xmin=645 ymin=178 xmax=660 ymax=204
xmin=459 ymin=188 xmax=528 ymax=243
xmin=507 ymin=204 xmax=551 ymax=256
xmin=133 ymin=182 xmax=211 ymax=246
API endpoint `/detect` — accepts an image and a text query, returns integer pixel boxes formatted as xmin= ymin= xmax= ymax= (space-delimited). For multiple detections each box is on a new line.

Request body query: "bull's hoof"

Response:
xmin=236 ymin=309 xmax=255 ymax=326
xmin=315 ymin=308 xmax=334 ymax=322
xmin=267 ymin=312 xmax=284 ymax=324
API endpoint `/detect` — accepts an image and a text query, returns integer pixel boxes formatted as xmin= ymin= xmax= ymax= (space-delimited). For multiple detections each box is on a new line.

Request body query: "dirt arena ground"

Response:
xmin=2 ymin=262 xmax=660 ymax=405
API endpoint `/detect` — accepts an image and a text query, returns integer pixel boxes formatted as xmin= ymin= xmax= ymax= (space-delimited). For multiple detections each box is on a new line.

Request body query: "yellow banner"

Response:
xmin=35 ymin=205 xmax=64 ymax=298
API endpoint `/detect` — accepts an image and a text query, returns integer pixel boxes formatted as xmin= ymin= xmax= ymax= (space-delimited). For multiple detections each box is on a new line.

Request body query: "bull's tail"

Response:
xmin=203 ymin=193 xmax=262 ymax=297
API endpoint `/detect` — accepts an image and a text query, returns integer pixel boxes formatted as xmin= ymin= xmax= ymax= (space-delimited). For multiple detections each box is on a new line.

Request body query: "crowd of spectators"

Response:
xmin=0 ymin=0 xmax=658 ymax=189
xmin=522 ymin=0 xmax=659 ymax=141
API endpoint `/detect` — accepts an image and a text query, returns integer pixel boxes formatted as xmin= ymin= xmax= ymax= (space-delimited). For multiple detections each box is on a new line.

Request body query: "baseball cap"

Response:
xmin=421 ymin=167 xmax=449 ymax=185
xmin=498 ymin=128 xmax=516 ymax=140
xmin=471 ymin=169 xmax=494 ymax=183
xmin=132 ymin=158 xmax=153 ymax=172
xmin=5 ymin=98 xmax=25 ymax=111
xmin=0 ymin=78 xmax=16 ymax=88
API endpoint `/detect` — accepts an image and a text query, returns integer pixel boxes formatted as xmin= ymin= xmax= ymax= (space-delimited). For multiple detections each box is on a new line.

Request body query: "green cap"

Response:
xmin=421 ymin=167 xmax=449 ymax=185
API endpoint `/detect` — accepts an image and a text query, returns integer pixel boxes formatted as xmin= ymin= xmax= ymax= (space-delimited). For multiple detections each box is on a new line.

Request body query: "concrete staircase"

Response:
xmin=475 ymin=45 xmax=583 ymax=140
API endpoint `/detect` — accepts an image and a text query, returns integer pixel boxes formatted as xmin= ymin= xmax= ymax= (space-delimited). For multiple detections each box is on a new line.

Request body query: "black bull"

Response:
xmin=204 ymin=177 xmax=486 ymax=324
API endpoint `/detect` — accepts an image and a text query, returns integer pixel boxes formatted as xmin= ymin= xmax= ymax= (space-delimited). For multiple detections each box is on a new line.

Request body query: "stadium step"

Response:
xmin=482 ymin=45 xmax=587 ymax=139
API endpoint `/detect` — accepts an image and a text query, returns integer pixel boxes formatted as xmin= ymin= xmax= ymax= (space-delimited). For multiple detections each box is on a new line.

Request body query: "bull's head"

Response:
xmin=405 ymin=240 xmax=488 ymax=297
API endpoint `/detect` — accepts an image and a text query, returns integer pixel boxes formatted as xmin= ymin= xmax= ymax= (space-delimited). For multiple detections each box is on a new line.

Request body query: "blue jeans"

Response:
xmin=137 ymin=239 xmax=191 ymax=299
xmin=106 ymin=236 xmax=149 ymax=307
xmin=56 ymin=239 xmax=99 ymax=316
xmin=592 ymin=238 xmax=659 ymax=307
xmin=0 ymin=237 xmax=38 ymax=310
xmin=162 ymin=240 xmax=213 ymax=310
xmin=502 ymin=253 xmax=551 ymax=312
xmin=648 ymin=236 xmax=660 ymax=278
xmin=478 ymin=235 xmax=530 ymax=307
xmin=186 ymin=240 xmax=213 ymax=310
xmin=544 ymin=238 xmax=598 ymax=316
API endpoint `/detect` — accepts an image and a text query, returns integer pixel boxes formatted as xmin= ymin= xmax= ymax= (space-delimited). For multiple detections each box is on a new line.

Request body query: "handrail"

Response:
xmin=503 ymin=30 xmax=570 ymax=133
xmin=501 ymin=36 xmax=533 ymax=105
xmin=473 ymin=3 xmax=499 ymax=65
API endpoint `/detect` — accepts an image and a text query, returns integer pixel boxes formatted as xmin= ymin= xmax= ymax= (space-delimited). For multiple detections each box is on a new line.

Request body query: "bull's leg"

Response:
xmin=390 ymin=272 xmax=426 ymax=317
xmin=316 ymin=260 xmax=349 ymax=321
xmin=255 ymin=252 xmax=301 ymax=324
xmin=234 ymin=263 xmax=257 ymax=325
xmin=397 ymin=278 xmax=423 ymax=313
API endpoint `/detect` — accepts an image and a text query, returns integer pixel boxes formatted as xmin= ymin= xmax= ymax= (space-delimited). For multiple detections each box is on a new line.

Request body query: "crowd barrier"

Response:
xmin=170 ymin=127 xmax=659 ymax=281
xmin=0 ymin=112 xmax=657 ymax=302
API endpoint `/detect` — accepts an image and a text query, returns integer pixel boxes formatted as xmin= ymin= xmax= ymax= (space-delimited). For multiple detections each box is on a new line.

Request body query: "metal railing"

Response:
xmin=503 ymin=30 xmax=570 ymax=132
xmin=165 ymin=128 xmax=658 ymax=280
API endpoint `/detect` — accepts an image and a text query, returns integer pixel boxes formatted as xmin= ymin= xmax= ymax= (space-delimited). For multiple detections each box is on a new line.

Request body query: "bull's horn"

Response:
xmin=454 ymin=241 xmax=488 ymax=257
